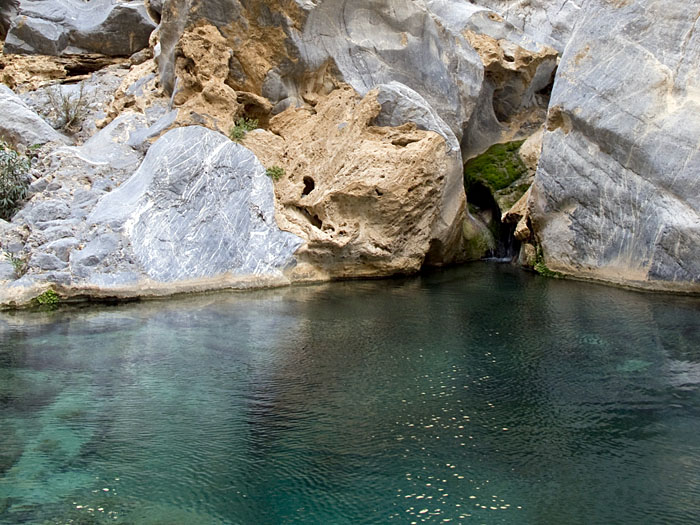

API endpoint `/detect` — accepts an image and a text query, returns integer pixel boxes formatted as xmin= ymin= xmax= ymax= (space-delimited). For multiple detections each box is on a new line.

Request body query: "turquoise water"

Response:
xmin=1 ymin=263 xmax=700 ymax=524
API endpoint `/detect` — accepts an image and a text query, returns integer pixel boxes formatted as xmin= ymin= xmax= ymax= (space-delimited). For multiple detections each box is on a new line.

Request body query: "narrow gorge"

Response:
xmin=0 ymin=0 xmax=698 ymax=304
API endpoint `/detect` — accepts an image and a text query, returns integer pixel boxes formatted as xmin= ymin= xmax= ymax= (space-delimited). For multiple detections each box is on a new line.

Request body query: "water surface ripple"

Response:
xmin=1 ymin=263 xmax=700 ymax=524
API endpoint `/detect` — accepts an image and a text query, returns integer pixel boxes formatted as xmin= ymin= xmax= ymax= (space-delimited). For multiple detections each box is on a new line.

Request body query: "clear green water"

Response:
xmin=2 ymin=263 xmax=700 ymax=524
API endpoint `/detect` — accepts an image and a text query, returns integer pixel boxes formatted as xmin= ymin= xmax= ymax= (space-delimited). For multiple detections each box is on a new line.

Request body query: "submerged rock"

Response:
xmin=530 ymin=0 xmax=700 ymax=292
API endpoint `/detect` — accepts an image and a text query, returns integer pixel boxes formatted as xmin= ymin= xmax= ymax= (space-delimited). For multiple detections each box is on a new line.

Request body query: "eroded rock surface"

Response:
xmin=243 ymin=85 xmax=466 ymax=280
xmin=155 ymin=0 xmax=556 ymax=150
xmin=529 ymin=0 xmax=700 ymax=292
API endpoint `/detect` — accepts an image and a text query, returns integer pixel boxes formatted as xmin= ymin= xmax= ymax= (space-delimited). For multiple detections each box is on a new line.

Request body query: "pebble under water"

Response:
xmin=1 ymin=263 xmax=700 ymax=524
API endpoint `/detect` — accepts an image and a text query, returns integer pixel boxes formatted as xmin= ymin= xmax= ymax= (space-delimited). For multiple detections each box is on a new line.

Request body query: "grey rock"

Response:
xmin=293 ymin=0 xmax=484 ymax=141
xmin=4 ymin=242 xmax=24 ymax=255
xmin=374 ymin=81 xmax=460 ymax=153
xmin=30 ymin=252 xmax=67 ymax=271
xmin=21 ymin=200 xmax=71 ymax=226
xmin=28 ymin=178 xmax=49 ymax=194
xmin=530 ymin=0 xmax=700 ymax=292
xmin=0 ymin=260 xmax=15 ymax=281
xmin=70 ymin=234 xmax=119 ymax=273
xmin=86 ymin=271 xmax=141 ymax=287
xmin=126 ymin=109 xmax=178 ymax=151
xmin=0 ymin=85 xmax=67 ymax=148
xmin=88 ymin=126 xmax=303 ymax=282
xmin=471 ymin=0 xmax=584 ymax=52
xmin=42 ymin=224 xmax=78 ymax=241
xmin=45 ymin=271 xmax=72 ymax=286
xmin=76 ymin=112 xmax=148 ymax=171
xmin=44 ymin=237 xmax=79 ymax=262
xmin=4 ymin=0 xmax=156 ymax=56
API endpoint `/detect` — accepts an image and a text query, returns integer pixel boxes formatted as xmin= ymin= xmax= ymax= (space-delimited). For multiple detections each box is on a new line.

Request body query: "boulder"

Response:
xmin=529 ymin=0 xmax=700 ymax=292
xmin=242 ymin=85 xmax=466 ymax=279
xmin=4 ymin=0 xmax=155 ymax=56
xmin=84 ymin=125 xmax=303 ymax=285
xmin=0 ymin=85 xmax=67 ymax=147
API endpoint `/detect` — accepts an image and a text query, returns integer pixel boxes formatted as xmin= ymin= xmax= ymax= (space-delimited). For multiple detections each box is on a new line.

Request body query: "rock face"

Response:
xmin=85 ymin=126 xmax=302 ymax=285
xmin=4 ymin=0 xmax=155 ymax=56
xmin=243 ymin=85 xmax=466 ymax=280
xmin=155 ymin=0 xmax=556 ymax=150
xmin=472 ymin=0 xmax=583 ymax=52
xmin=529 ymin=0 xmax=700 ymax=292
xmin=0 ymin=124 xmax=303 ymax=306
xmin=0 ymin=84 xmax=67 ymax=147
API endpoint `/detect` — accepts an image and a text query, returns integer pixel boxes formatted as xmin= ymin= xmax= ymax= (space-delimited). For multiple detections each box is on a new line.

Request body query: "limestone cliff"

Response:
xmin=529 ymin=0 xmax=700 ymax=292
xmin=1 ymin=0 xmax=697 ymax=306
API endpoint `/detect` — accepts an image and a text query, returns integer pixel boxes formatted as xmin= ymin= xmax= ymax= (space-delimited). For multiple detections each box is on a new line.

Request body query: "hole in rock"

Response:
xmin=466 ymin=181 xmax=520 ymax=259
xmin=392 ymin=136 xmax=420 ymax=147
xmin=294 ymin=205 xmax=323 ymax=229
xmin=302 ymin=176 xmax=315 ymax=196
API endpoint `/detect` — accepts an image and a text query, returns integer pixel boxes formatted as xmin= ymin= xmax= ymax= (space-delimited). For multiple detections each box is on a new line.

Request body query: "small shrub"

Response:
xmin=0 ymin=141 xmax=30 ymax=220
xmin=4 ymin=252 xmax=28 ymax=278
xmin=229 ymin=117 xmax=259 ymax=142
xmin=46 ymin=82 xmax=90 ymax=132
xmin=36 ymin=289 xmax=60 ymax=307
xmin=265 ymin=165 xmax=284 ymax=181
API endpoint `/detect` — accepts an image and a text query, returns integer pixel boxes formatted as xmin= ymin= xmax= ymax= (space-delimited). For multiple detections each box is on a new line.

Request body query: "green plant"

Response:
xmin=46 ymin=82 xmax=90 ymax=132
xmin=0 ymin=141 xmax=30 ymax=220
xmin=229 ymin=117 xmax=259 ymax=142
xmin=4 ymin=252 xmax=28 ymax=278
xmin=533 ymin=245 xmax=563 ymax=278
xmin=36 ymin=289 xmax=60 ymax=307
xmin=265 ymin=165 xmax=284 ymax=181
xmin=464 ymin=140 xmax=527 ymax=193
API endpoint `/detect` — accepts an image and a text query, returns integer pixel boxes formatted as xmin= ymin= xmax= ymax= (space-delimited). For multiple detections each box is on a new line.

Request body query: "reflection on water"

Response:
xmin=1 ymin=263 xmax=700 ymax=524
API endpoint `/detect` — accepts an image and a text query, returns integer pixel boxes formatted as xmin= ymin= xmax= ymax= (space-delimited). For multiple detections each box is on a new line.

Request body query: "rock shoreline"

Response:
xmin=0 ymin=0 xmax=698 ymax=308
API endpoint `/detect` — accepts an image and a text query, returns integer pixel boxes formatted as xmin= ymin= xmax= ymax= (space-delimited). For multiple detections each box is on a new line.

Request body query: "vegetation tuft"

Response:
xmin=463 ymin=140 xmax=527 ymax=193
xmin=0 ymin=140 xmax=30 ymax=221
xmin=533 ymin=245 xmax=564 ymax=278
xmin=4 ymin=252 xmax=28 ymax=278
xmin=46 ymin=82 xmax=90 ymax=132
xmin=36 ymin=289 xmax=60 ymax=308
xmin=265 ymin=165 xmax=284 ymax=181
xmin=229 ymin=117 xmax=259 ymax=142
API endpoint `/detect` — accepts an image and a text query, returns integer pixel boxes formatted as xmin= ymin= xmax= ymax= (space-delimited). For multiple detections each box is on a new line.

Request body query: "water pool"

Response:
xmin=1 ymin=263 xmax=700 ymax=524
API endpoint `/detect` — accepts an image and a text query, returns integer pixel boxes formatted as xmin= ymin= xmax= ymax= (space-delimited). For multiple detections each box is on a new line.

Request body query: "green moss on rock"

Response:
xmin=464 ymin=140 xmax=527 ymax=193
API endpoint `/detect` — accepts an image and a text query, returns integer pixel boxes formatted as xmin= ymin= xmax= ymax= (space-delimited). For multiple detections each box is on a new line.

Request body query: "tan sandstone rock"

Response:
xmin=243 ymin=84 xmax=467 ymax=281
